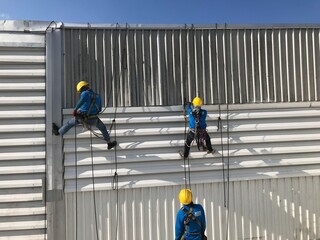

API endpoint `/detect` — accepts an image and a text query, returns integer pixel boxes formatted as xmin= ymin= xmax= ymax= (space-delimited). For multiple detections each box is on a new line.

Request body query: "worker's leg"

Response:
xmin=183 ymin=131 xmax=195 ymax=158
xmin=55 ymin=117 xmax=78 ymax=136
xmin=204 ymin=131 xmax=214 ymax=153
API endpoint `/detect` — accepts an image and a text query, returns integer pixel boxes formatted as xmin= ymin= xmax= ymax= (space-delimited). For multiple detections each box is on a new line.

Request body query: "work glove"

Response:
xmin=72 ymin=109 xmax=77 ymax=117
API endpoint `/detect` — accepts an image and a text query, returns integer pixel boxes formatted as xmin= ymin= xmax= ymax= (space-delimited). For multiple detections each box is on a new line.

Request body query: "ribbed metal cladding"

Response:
xmin=0 ymin=32 xmax=47 ymax=239
xmin=62 ymin=25 xmax=320 ymax=107
xmin=65 ymin=178 xmax=320 ymax=240
xmin=63 ymin=103 xmax=320 ymax=239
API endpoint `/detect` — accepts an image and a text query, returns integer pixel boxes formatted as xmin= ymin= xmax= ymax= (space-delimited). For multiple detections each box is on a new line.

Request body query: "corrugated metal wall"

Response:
xmin=63 ymin=103 xmax=320 ymax=240
xmin=0 ymin=31 xmax=47 ymax=239
xmin=2 ymin=21 xmax=320 ymax=240
xmin=62 ymin=25 xmax=320 ymax=107
xmin=65 ymin=176 xmax=320 ymax=240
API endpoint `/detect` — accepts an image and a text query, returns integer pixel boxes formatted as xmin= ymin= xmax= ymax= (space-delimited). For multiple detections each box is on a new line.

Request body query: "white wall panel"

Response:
xmin=0 ymin=32 xmax=47 ymax=239
xmin=63 ymin=103 xmax=320 ymax=240
xmin=65 ymin=177 xmax=320 ymax=240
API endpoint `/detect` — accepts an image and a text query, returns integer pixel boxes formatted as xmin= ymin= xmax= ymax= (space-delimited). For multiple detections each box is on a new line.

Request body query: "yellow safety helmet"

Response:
xmin=179 ymin=189 xmax=193 ymax=205
xmin=76 ymin=80 xmax=89 ymax=93
xmin=192 ymin=97 xmax=203 ymax=107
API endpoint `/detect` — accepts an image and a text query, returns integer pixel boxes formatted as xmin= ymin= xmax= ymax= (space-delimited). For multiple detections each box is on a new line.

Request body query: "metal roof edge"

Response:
xmin=61 ymin=22 xmax=320 ymax=30
xmin=2 ymin=20 xmax=320 ymax=31
xmin=0 ymin=20 xmax=63 ymax=32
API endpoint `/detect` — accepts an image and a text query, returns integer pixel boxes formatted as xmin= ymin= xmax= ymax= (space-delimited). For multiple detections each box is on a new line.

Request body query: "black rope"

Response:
xmin=109 ymin=23 xmax=128 ymax=133
xmin=181 ymin=25 xmax=194 ymax=191
xmin=100 ymin=26 xmax=118 ymax=114
xmin=182 ymin=98 xmax=188 ymax=189
xmin=224 ymin=23 xmax=231 ymax=240
xmin=111 ymin=118 xmax=119 ymax=240
xmin=182 ymin=27 xmax=188 ymax=189
xmin=221 ymin=25 xmax=228 ymax=209
xmin=90 ymin=131 xmax=100 ymax=240
xmin=111 ymin=96 xmax=119 ymax=240
xmin=225 ymin=96 xmax=231 ymax=240
xmin=88 ymin=126 xmax=104 ymax=140
xmin=74 ymin=123 xmax=78 ymax=240
xmin=110 ymin=23 xmax=127 ymax=240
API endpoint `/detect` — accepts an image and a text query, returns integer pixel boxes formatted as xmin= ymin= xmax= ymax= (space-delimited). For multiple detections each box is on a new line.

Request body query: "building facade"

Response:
xmin=0 ymin=20 xmax=320 ymax=239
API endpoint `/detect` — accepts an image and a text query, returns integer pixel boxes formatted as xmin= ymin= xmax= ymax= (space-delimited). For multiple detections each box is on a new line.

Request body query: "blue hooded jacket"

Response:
xmin=74 ymin=89 xmax=102 ymax=115
xmin=175 ymin=203 xmax=206 ymax=240
xmin=187 ymin=103 xmax=208 ymax=130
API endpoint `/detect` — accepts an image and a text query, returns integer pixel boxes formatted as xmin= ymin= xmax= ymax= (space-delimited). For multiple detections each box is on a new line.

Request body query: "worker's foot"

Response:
xmin=207 ymin=149 xmax=215 ymax=154
xmin=52 ymin=123 xmax=60 ymax=136
xmin=179 ymin=150 xmax=187 ymax=159
xmin=179 ymin=150 xmax=184 ymax=158
xmin=107 ymin=141 xmax=117 ymax=150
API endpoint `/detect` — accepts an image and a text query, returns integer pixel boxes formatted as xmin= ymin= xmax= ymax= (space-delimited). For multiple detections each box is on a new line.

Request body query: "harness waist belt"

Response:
xmin=189 ymin=128 xmax=206 ymax=133
xmin=186 ymin=232 xmax=201 ymax=235
xmin=86 ymin=114 xmax=98 ymax=118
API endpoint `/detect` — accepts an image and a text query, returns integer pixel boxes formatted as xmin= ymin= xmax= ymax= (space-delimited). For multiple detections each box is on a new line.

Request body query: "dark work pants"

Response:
xmin=183 ymin=130 xmax=212 ymax=158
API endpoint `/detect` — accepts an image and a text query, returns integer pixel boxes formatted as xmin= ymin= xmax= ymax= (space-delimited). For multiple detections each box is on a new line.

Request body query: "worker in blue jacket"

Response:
xmin=175 ymin=189 xmax=207 ymax=240
xmin=180 ymin=97 xmax=214 ymax=158
xmin=52 ymin=80 xmax=117 ymax=150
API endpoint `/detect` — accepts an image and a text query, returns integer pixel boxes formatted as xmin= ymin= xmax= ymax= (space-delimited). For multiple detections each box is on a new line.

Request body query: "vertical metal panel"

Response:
xmin=60 ymin=24 xmax=320 ymax=240
xmin=65 ymin=177 xmax=320 ymax=240
xmin=0 ymin=33 xmax=46 ymax=239
xmin=62 ymin=25 xmax=320 ymax=107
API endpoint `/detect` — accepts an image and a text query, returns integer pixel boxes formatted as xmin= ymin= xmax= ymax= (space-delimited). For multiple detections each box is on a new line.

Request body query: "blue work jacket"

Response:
xmin=175 ymin=203 xmax=206 ymax=240
xmin=187 ymin=103 xmax=208 ymax=130
xmin=74 ymin=89 xmax=102 ymax=115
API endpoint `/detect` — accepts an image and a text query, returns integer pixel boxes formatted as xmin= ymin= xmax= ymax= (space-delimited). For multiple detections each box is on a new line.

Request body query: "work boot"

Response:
xmin=52 ymin=123 xmax=60 ymax=136
xmin=207 ymin=149 xmax=215 ymax=154
xmin=179 ymin=150 xmax=187 ymax=159
xmin=107 ymin=141 xmax=117 ymax=150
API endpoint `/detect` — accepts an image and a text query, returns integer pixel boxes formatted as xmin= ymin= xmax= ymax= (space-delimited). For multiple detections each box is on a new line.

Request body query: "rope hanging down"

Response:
xmin=74 ymin=124 xmax=78 ymax=240
xmin=90 ymin=131 xmax=100 ymax=240
xmin=223 ymin=24 xmax=231 ymax=240
xmin=71 ymin=23 xmax=128 ymax=240
xmin=183 ymin=98 xmax=192 ymax=190
xmin=110 ymin=23 xmax=128 ymax=240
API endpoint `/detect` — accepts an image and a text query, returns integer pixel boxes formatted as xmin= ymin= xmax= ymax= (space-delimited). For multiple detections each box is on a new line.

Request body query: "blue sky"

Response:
xmin=1 ymin=0 xmax=320 ymax=25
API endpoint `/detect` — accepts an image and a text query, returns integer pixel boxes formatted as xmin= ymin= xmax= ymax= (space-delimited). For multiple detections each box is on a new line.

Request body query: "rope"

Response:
xmin=74 ymin=123 xmax=78 ymax=240
xmin=111 ymin=71 xmax=119 ymax=240
xmin=224 ymin=23 xmax=231 ymax=240
xmin=183 ymin=99 xmax=188 ymax=189
xmin=181 ymin=25 xmax=193 ymax=191
xmin=110 ymin=23 xmax=127 ymax=240
xmin=183 ymin=101 xmax=192 ymax=190
xmin=111 ymin=119 xmax=119 ymax=240
xmin=225 ymin=97 xmax=231 ymax=240
xmin=69 ymin=23 xmax=127 ymax=240
xmin=90 ymin=130 xmax=100 ymax=240
xmin=100 ymin=23 xmax=128 ymax=135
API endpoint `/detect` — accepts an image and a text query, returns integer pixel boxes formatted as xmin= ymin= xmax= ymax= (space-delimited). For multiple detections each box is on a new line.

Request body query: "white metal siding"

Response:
xmin=63 ymin=103 xmax=320 ymax=240
xmin=65 ymin=177 xmax=320 ymax=240
xmin=0 ymin=32 xmax=46 ymax=239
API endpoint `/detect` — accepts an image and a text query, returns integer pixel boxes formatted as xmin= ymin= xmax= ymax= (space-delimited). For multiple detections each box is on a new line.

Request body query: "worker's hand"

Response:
xmin=72 ymin=109 xmax=77 ymax=117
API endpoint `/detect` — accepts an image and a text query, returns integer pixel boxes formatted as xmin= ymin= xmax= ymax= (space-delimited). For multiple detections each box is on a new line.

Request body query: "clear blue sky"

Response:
xmin=1 ymin=0 xmax=320 ymax=25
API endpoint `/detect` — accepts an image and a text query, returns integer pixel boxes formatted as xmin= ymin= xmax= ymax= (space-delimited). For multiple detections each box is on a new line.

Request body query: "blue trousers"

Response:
xmin=58 ymin=116 xmax=110 ymax=142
